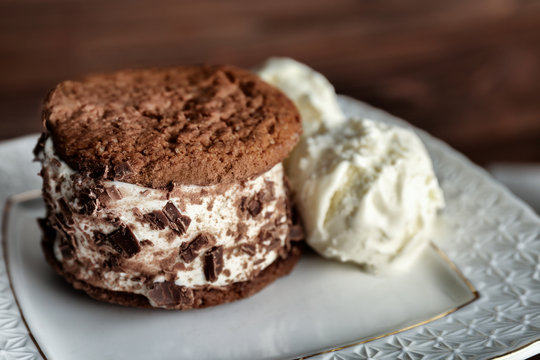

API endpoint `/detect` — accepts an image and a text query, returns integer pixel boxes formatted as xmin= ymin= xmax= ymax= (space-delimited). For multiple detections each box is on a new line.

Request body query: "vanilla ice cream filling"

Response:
xmin=41 ymin=138 xmax=290 ymax=297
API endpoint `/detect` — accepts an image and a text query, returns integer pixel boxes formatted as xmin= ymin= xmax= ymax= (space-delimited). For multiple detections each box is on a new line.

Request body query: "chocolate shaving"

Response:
xmin=235 ymin=222 xmax=248 ymax=243
xmin=203 ymin=246 xmax=224 ymax=282
xmin=140 ymin=239 xmax=154 ymax=247
xmin=288 ymin=224 xmax=304 ymax=242
xmin=78 ymin=188 xmax=99 ymax=215
xmin=173 ymin=263 xmax=186 ymax=271
xmin=103 ymin=254 xmax=122 ymax=270
xmin=57 ymin=198 xmax=74 ymax=225
xmin=239 ymin=243 xmax=256 ymax=255
xmin=257 ymin=227 xmax=281 ymax=249
xmin=179 ymin=233 xmax=210 ymax=263
xmin=132 ymin=207 xmax=143 ymax=219
xmin=158 ymin=252 xmax=178 ymax=270
xmin=264 ymin=180 xmax=276 ymax=201
xmin=42 ymin=218 xmax=75 ymax=259
xmin=165 ymin=182 xmax=175 ymax=199
xmin=257 ymin=228 xmax=272 ymax=243
xmin=148 ymin=281 xmax=194 ymax=307
xmin=97 ymin=191 xmax=111 ymax=207
xmin=51 ymin=158 xmax=61 ymax=167
xmin=99 ymin=225 xmax=141 ymax=257
xmin=163 ymin=201 xmax=191 ymax=235
xmin=59 ymin=243 xmax=75 ymax=260
xmin=105 ymin=186 xmax=123 ymax=201
xmin=143 ymin=210 xmax=169 ymax=230
xmin=113 ymin=161 xmax=133 ymax=180
xmin=32 ymin=133 xmax=47 ymax=160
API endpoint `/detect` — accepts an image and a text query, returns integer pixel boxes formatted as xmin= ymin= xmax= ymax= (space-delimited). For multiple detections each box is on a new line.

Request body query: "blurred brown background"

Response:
xmin=1 ymin=0 xmax=540 ymax=166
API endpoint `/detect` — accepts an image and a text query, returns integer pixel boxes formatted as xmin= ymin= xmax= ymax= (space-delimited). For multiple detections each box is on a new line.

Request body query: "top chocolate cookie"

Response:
xmin=42 ymin=65 xmax=301 ymax=188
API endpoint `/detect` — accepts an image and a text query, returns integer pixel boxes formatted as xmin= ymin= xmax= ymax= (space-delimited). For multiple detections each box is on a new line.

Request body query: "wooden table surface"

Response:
xmin=1 ymin=0 xmax=540 ymax=166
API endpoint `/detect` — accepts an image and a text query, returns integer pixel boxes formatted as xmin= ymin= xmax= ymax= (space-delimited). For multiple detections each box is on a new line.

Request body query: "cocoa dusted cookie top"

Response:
xmin=42 ymin=65 xmax=301 ymax=188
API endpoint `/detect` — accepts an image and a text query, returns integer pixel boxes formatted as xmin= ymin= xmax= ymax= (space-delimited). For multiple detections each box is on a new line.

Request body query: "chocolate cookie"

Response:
xmin=42 ymin=65 xmax=302 ymax=188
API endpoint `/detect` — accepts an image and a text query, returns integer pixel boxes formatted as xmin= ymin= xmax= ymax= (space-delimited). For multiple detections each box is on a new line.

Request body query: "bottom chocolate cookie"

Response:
xmin=41 ymin=230 xmax=302 ymax=310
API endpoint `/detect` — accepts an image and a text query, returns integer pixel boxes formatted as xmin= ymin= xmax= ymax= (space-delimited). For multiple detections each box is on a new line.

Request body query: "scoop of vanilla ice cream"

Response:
xmin=257 ymin=57 xmax=445 ymax=272
xmin=256 ymin=57 xmax=345 ymax=136
xmin=287 ymin=117 xmax=444 ymax=271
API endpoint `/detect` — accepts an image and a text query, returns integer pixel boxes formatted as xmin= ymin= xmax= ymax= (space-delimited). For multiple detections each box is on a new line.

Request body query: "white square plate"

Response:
xmin=0 ymin=97 xmax=539 ymax=359
xmin=3 ymin=194 xmax=476 ymax=360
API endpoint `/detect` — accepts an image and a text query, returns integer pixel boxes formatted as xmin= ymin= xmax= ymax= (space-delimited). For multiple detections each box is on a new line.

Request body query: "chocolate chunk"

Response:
xmin=100 ymin=225 xmax=140 ymax=257
xmin=105 ymin=186 xmax=123 ymax=201
xmin=179 ymin=233 xmax=210 ymax=263
xmin=241 ymin=195 xmax=262 ymax=217
xmin=143 ymin=210 xmax=169 ymax=230
xmin=113 ymin=161 xmax=133 ymax=180
xmin=204 ymin=246 xmax=224 ymax=282
xmin=148 ymin=281 xmax=194 ymax=307
xmin=140 ymin=239 xmax=154 ymax=247
xmin=247 ymin=198 xmax=262 ymax=216
xmin=163 ymin=201 xmax=181 ymax=219
xmin=288 ymin=224 xmax=304 ymax=242
xmin=239 ymin=243 xmax=256 ymax=255
xmin=78 ymin=188 xmax=99 ymax=215
xmin=163 ymin=201 xmax=191 ymax=235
